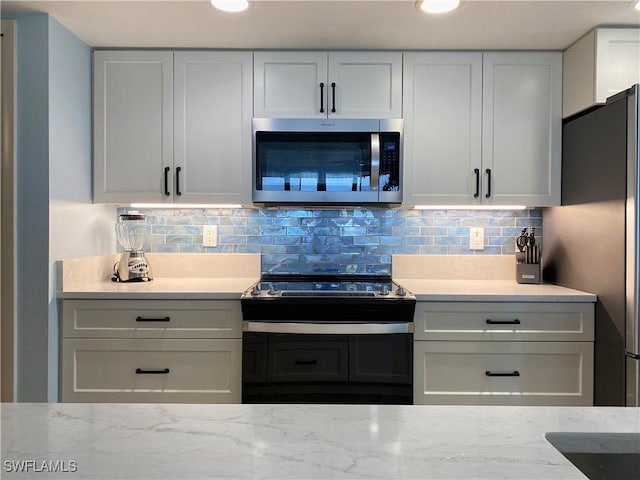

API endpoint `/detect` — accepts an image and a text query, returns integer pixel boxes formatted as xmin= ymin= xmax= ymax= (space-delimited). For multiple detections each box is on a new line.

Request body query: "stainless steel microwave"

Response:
xmin=252 ymin=118 xmax=403 ymax=205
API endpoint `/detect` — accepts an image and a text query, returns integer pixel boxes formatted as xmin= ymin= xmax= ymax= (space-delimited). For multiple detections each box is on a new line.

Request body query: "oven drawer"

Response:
xmin=267 ymin=341 xmax=349 ymax=383
xmin=61 ymin=338 xmax=241 ymax=403
xmin=350 ymin=334 xmax=413 ymax=384
xmin=414 ymin=302 xmax=594 ymax=342
xmin=414 ymin=341 xmax=593 ymax=406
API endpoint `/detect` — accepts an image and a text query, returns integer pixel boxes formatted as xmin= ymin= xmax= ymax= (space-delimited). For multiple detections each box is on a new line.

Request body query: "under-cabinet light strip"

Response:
xmin=129 ymin=203 xmax=244 ymax=209
xmin=414 ymin=205 xmax=528 ymax=210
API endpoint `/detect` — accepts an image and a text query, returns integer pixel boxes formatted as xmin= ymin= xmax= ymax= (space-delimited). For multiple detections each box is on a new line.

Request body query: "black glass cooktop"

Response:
xmin=257 ymin=275 xmax=393 ymax=294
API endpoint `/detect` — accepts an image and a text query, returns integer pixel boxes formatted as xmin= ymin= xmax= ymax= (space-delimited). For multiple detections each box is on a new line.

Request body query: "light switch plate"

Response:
xmin=469 ymin=227 xmax=484 ymax=250
xmin=203 ymin=225 xmax=218 ymax=247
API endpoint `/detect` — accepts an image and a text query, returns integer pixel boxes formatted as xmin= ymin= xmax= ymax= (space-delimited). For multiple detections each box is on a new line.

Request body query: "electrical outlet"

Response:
xmin=469 ymin=227 xmax=484 ymax=250
xmin=203 ymin=225 xmax=218 ymax=247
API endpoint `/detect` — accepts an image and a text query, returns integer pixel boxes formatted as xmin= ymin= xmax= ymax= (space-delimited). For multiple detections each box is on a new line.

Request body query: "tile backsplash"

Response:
xmin=117 ymin=207 xmax=542 ymax=275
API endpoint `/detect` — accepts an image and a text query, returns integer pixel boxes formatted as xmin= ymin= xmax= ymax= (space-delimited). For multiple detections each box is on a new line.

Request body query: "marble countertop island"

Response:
xmin=2 ymin=403 xmax=638 ymax=480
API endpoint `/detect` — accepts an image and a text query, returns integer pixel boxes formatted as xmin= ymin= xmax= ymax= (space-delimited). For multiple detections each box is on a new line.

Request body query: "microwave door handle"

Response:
xmin=370 ymin=133 xmax=380 ymax=191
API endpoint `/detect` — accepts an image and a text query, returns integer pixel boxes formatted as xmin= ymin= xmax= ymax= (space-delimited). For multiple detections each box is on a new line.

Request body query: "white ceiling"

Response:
xmin=1 ymin=0 xmax=639 ymax=50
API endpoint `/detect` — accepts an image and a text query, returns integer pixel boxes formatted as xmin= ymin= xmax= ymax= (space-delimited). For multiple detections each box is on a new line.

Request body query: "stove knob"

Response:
xmin=267 ymin=286 xmax=277 ymax=296
xmin=396 ymin=285 xmax=406 ymax=297
xmin=251 ymin=284 xmax=260 ymax=296
xmin=380 ymin=285 xmax=390 ymax=296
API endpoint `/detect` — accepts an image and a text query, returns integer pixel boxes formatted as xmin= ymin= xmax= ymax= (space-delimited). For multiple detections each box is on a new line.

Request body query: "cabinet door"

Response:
xmin=174 ymin=51 xmax=252 ymax=204
xmin=62 ymin=299 xmax=243 ymax=339
xmin=254 ymin=51 xmax=328 ymax=118
xmin=414 ymin=302 xmax=594 ymax=342
xmin=596 ymin=28 xmax=640 ymax=103
xmin=414 ymin=341 xmax=593 ymax=406
xmin=93 ymin=51 xmax=173 ymax=203
xmin=328 ymin=52 xmax=402 ymax=118
xmin=402 ymin=52 xmax=482 ymax=205
xmin=61 ymin=338 xmax=241 ymax=403
xmin=482 ymin=52 xmax=561 ymax=206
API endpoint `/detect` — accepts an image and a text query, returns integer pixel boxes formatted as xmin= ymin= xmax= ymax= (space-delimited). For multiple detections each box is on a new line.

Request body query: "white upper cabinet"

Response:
xmin=173 ymin=51 xmax=252 ymax=204
xmin=94 ymin=51 xmax=173 ymax=203
xmin=327 ymin=52 xmax=402 ymax=118
xmin=253 ymin=52 xmax=327 ymax=119
xmin=94 ymin=50 xmax=252 ymax=204
xmin=564 ymin=27 xmax=640 ymax=118
xmin=403 ymin=52 xmax=483 ymax=205
xmin=254 ymin=51 xmax=402 ymax=118
xmin=403 ymin=51 xmax=561 ymax=207
xmin=482 ymin=52 xmax=562 ymax=206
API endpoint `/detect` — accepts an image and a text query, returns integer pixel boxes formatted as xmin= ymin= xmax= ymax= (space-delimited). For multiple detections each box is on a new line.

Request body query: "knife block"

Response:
xmin=516 ymin=262 xmax=541 ymax=284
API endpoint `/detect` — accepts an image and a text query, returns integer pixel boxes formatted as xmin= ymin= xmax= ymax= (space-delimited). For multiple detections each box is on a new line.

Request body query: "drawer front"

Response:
xmin=62 ymin=300 xmax=242 ymax=339
xmin=61 ymin=339 xmax=241 ymax=403
xmin=414 ymin=341 xmax=593 ymax=406
xmin=267 ymin=341 xmax=348 ymax=383
xmin=414 ymin=302 xmax=594 ymax=341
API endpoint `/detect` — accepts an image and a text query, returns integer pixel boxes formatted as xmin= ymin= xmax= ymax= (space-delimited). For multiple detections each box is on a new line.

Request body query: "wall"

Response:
xmin=6 ymin=12 xmax=116 ymax=401
xmin=120 ymin=207 xmax=542 ymax=274
xmin=47 ymin=16 xmax=116 ymax=401
xmin=10 ymin=13 xmax=50 ymax=402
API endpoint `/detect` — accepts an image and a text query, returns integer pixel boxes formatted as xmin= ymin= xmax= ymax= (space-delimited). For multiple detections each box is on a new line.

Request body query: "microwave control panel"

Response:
xmin=379 ymin=132 xmax=401 ymax=192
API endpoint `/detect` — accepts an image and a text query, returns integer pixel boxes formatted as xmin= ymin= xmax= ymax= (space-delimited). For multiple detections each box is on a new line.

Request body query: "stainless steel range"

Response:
xmin=240 ymin=274 xmax=416 ymax=404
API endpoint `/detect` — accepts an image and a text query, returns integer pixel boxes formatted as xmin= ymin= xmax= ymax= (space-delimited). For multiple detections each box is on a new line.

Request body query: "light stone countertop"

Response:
xmin=56 ymin=254 xmax=596 ymax=302
xmin=2 ymin=403 xmax=639 ymax=480
xmin=57 ymin=276 xmax=257 ymax=300
xmin=392 ymin=255 xmax=596 ymax=303
xmin=57 ymin=253 xmax=260 ymax=300
xmin=397 ymin=279 xmax=597 ymax=303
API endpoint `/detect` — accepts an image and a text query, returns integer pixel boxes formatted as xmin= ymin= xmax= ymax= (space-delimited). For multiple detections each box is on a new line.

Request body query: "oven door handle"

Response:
xmin=243 ymin=321 xmax=414 ymax=335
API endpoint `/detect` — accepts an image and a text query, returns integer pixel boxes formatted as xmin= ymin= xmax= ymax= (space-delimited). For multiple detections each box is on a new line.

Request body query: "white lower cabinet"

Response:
xmin=60 ymin=300 xmax=242 ymax=403
xmin=62 ymin=338 xmax=240 ymax=403
xmin=413 ymin=302 xmax=595 ymax=406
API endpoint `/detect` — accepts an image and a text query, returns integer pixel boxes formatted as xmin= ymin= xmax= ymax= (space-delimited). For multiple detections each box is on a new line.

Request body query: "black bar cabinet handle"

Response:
xmin=473 ymin=168 xmax=480 ymax=198
xmin=485 ymin=370 xmax=520 ymax=377
xmin=175 ymin=167 xmax=182 ymax=196
xmin=331 ymin=82 xmax=336 ymax=113
xmin=485 ymin=168 xmax=492 ymax=198
xmin=136 ymin=316 xmax=171 ymax=322
xmin=295 ymin=359 xmax=318 ymax=366
xmin=319 ymin=82 xmax=325 ymax=113
xmin=135 ymin=368 xmax=170 ymax=375
xmin=164 ymin=167 xmax=171 ymax=196
xmin=486 ymin=319 xmax=521 ymax=325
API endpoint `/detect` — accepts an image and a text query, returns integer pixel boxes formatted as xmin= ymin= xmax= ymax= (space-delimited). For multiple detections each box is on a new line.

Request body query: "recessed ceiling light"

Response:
xmin=210 ymin=0 xmax=250 ymax=13
xmin=635 ymin=0 xmax=640 ymax=11
xmin=416 ymin=0 xmax=461 ymax=14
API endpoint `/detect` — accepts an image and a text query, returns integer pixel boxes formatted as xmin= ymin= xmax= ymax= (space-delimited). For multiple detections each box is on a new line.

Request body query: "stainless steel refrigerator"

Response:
xmin=544 ymin=84 xmax=639 ymax=407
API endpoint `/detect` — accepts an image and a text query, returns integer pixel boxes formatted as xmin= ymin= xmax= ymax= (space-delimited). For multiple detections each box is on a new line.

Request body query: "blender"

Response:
xmin=113 ymin=212 xmax=152 ymax=282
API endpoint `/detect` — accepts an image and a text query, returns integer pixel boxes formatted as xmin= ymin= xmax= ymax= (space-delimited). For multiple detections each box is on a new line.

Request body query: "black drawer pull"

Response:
xmin=486 ymin=319 xmax=521 ymax=325
xmin=135 ymin=368 xmax=170 ymax=375
xmin=485 ymin=168 xmax=492 ymax=198
xmin=136 ymin=316 xmax=171 ymax=322
xmin=319 ymin=82 xmax=325 ymax=113
xmin=175 ymin=166 xmax=182 ymax=196
xmin=331 ymin=82 xmax=336 ymax=113
xmin=473 ymin=168 xmax=480 ymax=198
xmin=295 ymin=359 xmax=318 ymax=366
xmin=485 ymin=370 xmax=520 ymax=377
xmin=163 ymin=166 xmax=171 ymax=196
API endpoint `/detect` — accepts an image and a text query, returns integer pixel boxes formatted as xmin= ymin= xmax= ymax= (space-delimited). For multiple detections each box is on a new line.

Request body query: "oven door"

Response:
xmin=252 ymin=118 xmax=402 ymax=204
xmin=242 ymin=322 xmax=413 ymax=405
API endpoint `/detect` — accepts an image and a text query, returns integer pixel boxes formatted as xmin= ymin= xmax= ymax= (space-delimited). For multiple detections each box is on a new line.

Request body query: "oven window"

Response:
xmin=255 ymin=132 xmax=372 ymax=192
